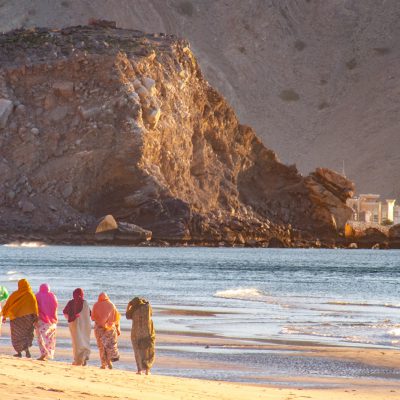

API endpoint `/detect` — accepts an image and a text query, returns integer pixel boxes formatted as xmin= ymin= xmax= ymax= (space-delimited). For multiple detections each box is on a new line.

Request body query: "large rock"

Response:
xmin=95 ymin=215 xmax=118 ymax=234
xmin=389 ymin=224 xmax=400 ymax=249
xmin=305 ymin=168 xmax=354 ymax=231
xmin=115 ymin=222 xmax=152 ymax=242
xmin=95 ymin=219 xmax=152 ymax=243
xmin=0 ymin=25 xmax=355 ymax=245
xmin=356 ymin=227 xmax=388 ymax=249
xmin=53 ymin=81 xmax=74 ymax=98
xmin=0 ymin=98 xmax=13 ymax=128
xmin=389 ymin=224 xmax=400 ymax=239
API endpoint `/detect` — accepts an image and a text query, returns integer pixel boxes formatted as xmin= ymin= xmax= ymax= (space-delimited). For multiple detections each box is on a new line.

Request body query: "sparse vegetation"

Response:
xmin=373 ymin=47 xmax=390 ymax=56
xmin=346 ymin=58 xmax=357 ymax=70
xmin=176 ymin=1 xmax=193 ymax=17
xmin=382 ymin=219 xmax=394 ymax=226
xmin=280 ymin=89 xmax=300 ymax=102
xmin=318 ymin=101 xmax=329 ymax=110
xmin=238 ymin=46 xmax=246 ymax=54
xmin=294 ymin=40 xmax=306 ymax=51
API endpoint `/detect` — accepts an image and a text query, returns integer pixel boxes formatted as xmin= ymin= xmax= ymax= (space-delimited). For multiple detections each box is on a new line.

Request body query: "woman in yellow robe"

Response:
xmin=1 ymin=279 xmax=38 ymax=358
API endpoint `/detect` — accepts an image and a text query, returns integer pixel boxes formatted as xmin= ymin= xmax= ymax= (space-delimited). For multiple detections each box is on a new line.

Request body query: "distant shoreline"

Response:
xmin=1 ymin=235 xmax=399 ymax=249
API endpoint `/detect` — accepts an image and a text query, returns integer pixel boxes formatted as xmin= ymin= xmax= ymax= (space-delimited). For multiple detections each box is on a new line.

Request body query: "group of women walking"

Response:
xmin=0 ymin=279 xmax=155 ymax=374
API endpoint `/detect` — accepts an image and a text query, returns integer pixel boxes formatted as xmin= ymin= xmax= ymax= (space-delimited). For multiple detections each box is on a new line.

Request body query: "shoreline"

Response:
xmin=2 ymin=235 xmax=400 ymax=249
xmin=1 ymin=349 xmax=400 ymax=400
xmin=1 ymin=324 xmax=400 ymax=388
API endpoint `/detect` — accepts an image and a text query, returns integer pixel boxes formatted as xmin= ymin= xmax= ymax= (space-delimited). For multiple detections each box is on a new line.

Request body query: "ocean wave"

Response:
xmin=327 ymin=301 xmax=400 ymax=309
xmin=387 ymin=328 xmax=400 ymax=337
xmin=280 ymin=326 xmax=336 ymax=338
xmin=4 ymin=241 xmax=46 ymax=248
xmin=6 ymin=270 xmax=18 ymax=275
xmin=214 ymin=288 xmax=270 ymax=302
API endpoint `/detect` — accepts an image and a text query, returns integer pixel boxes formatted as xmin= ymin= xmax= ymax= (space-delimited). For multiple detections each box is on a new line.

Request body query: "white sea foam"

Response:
xmin=6 ymin=270 xmax=18 ymax=275
xmin=280 ymin=325 xmax=337 ymax=339
xmin=4 ymin=241 xmax=46 ymax=248
xmin=327 ymin=300 xmax=400 ymax=309
xmin=214 ymin=288 xmax=268 ymax=302
xmin=388 ymin=328 xmax=400 ymax=337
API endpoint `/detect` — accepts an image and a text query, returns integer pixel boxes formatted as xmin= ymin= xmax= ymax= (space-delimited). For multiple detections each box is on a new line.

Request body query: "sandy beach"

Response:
xmin=1 ymin=352 xmax=400 ymax=400
xmin=1 ymin=322 xmax=400 ymax=399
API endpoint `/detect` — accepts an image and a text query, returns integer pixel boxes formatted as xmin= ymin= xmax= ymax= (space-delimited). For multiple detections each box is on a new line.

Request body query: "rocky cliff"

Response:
xmin=0 ymin=0 xmax=398 ymax=201
xmin=0 ymin=24 xmax=354 ymax=246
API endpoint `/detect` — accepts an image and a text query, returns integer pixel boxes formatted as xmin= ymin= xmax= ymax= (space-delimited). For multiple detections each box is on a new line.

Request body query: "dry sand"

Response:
xmin=1 ymin=322 xmax=400 ymax=399
xmin=1 ymin=355 xmax=400 ymax=400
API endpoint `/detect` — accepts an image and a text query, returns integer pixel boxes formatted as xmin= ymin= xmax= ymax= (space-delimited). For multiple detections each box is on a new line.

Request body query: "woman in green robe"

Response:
xmin=126 ymin=297 xmax=155 ymax=375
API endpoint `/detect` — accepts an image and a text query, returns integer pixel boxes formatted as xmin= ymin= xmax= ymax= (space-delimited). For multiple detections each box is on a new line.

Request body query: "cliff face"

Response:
xmin=0 ymin=0 xmax=398 ymax=201
xmin=0 ymin=25 xmax=354 ymax=245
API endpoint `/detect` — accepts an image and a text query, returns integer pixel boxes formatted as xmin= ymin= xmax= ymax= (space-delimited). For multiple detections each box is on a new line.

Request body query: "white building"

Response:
xmin=347 ymin=194 xmax=398 ymax=225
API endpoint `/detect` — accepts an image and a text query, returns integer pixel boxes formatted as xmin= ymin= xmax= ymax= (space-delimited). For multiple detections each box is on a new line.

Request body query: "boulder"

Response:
xmin=144 ymin=107 xmax=161 ymax=128
xmin=62 ymin=183 xmax=73 ymax=199
xmin=115 ymin=222 xmax=152 ymax=242
xmin=49 ymin=106 xmax=69 ymax=122
xmin=389 ymin=224 xmax=400 ymax=239
xmin=136 ymin=86 xmax=149 ymax=100
xmin=356 ymin=227 xmax=388 ymax=249
xmin=142 ymin=77 xmax=156 ymax=92
xmin=78 ymin=105 xmax=101 ymax=120
xmin=268 ymin=237 xmax=286 ymax=248
xmin=0 ymin=98 xmax=13 ymax=128
xmin=95 ymin=214 xmax=118 ymax=233
xmin=19 ymin=199 xmax=35 ymax=213
xmin=53 ymin=81 xmax=74 ymax=98
xmin=311 ymin=168 xmax=355 ymax=202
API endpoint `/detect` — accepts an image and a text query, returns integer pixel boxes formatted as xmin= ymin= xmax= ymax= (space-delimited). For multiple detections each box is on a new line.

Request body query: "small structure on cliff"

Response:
xmin=347 ymin=194 xmax=399 ymax=225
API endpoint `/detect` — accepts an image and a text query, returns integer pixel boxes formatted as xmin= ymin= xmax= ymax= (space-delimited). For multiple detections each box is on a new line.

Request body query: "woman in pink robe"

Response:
xmin=35 ymin=284 xmax=58 ymax=361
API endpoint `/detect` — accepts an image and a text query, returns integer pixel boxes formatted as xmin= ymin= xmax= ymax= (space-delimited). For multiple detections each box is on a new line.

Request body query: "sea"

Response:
xmin=1 ymin=244 xmax=400 ymax=384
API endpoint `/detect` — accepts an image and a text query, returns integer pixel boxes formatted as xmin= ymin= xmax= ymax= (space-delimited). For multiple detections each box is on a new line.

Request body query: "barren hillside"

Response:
xmin=0 ymin=0 xmax=398 ymax=199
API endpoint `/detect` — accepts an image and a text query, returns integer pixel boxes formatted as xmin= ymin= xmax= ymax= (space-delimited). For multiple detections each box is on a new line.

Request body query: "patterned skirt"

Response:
xmin=36 ymin=320 xmax=57 ymax=359
xmin=10 ymin=314 xmax=36 ymax=353
xmin=94 ymin=324 xmax=119 ymax=365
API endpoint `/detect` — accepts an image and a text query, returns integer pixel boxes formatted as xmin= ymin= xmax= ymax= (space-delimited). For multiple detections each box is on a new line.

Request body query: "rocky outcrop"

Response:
xmin=305 ymin=168 xmax=354 ymax=231
xmin=0 ymin=25 xmax=354 ymax=246
xmin=95 ymin=216 xmax=152 ymax=244
xmin=389 ymin=224 xmax=400 ymax=249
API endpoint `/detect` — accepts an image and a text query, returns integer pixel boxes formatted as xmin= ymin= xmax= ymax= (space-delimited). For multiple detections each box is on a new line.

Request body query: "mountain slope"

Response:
xmin=0 ymin=0 xmax=398 ymax=199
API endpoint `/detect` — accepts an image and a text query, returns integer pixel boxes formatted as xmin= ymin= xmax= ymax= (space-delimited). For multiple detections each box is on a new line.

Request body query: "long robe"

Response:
xmin=36 ymin=321 xmax=57 ymax=359
xmin=10 ymin=313 xmax=36 ymax=352
xmin=35 ymin=284 xmax=58 ymax=359
xmin=92 ymin=293 xmax=120 ymax=367
xmin=94 ymin=325 xmax=119 ymax=366
xmin=68 ymin=300 xmax=91 ymax=365
xmin=126 ymin=300 xmax=155 ymax=371
xmin=2 ymin=280 xmax=38 ymax=353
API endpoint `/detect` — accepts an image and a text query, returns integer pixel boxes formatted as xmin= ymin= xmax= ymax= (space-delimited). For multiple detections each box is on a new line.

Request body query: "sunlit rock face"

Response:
xmin=0 ymin=24 xmax=353 ymax=246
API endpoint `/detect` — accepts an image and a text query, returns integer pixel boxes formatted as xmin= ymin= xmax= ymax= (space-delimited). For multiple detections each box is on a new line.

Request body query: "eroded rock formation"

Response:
xmin=0 ymin=25 xmax=354 ymax=246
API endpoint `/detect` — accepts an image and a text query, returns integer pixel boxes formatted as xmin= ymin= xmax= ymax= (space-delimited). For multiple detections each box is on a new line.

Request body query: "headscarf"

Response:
xmin=35 ymin=284 xmax=58 ymax=324
xmin=126 ymin=297 xmax=148 ymax=319
xmin=91 ymin=292 xmax=120 ymax=330
xmin=0 ymin=286 xmax=9 ymax=302
xmin=63 ymin=288 xmax=85 ymax=323
xmin=1 ymin=279 xmax=38 ymax=321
